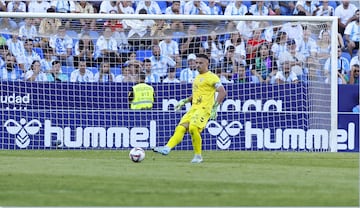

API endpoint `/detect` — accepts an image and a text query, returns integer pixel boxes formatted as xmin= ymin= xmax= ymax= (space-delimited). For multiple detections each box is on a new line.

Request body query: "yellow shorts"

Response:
xmin=179 ymin=108 xmax=210 ymax=130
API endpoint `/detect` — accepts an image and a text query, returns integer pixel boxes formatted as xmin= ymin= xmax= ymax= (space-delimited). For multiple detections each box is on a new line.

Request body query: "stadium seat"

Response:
xmin=172 ymin=31 xmax=186 ymax=43
xmin=242 ymin=1 xmax=252 ymax=9
xmin=88 ymin=31 xmax=100 ymax=45
xmin=111 ymin=67 xmax=122 ymax=76
xmin=61 ymin=66 xmax=75 ymax=77
xmin=33 ymin=47 xmax=44 ymax=59
xmin=136 ymin=50 xmax=152 ymax=61
xmin=219 ymin=33 xmax=230 ymax=44
xmin=342 ymin=52 xmax=352 ymax=63
xmin=157 ymin=1 xmax=167 ymax=14
xmin=66 ymin=30 xmax=79 ymax=39
xmin=87 ymin=66 xmax=99 ymax=75
xmin=1 ymin=33 xmax=11 ymax=40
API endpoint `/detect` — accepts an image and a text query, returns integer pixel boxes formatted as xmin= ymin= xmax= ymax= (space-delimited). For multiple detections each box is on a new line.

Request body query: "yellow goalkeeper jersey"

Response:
xmin=191 ymin=71 xmax=221 ymax=111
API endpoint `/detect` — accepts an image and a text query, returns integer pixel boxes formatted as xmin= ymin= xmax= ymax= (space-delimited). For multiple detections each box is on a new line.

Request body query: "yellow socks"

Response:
xmin=166 ymin=125 xmax=187 ymax=149
xmin=189 ymin=124 xmax=201 ymax=155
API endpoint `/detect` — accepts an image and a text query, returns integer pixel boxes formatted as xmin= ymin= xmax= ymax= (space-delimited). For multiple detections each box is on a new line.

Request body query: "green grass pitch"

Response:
xmin=0 ymin=150 xmax=358 ymax=206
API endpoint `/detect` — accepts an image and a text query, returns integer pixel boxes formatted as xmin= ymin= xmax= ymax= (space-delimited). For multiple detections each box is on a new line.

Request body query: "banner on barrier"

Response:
xmin=0 ymin=83 xmax=358 ymax=152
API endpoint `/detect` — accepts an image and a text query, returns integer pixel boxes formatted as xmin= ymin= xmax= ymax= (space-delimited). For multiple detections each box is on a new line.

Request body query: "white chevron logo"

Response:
xmin=206 ymin=120 xmax=243 ymax=149
xmin=4 ymin=118 xmax=42 ymax=148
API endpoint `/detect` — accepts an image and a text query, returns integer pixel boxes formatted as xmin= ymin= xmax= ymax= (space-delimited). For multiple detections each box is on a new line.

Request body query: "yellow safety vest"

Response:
xmin=131 ymin=83 xmax=154 ymax=110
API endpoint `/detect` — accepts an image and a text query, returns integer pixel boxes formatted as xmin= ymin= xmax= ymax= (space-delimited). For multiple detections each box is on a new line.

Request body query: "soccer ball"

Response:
xmin=129 ymin=147 xmax=145 ymax=163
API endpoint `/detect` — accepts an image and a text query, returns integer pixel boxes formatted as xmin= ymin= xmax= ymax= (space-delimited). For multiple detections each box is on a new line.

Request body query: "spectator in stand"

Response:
xmin=297 ymin=25 xmax=318 ymax=59
xmin=18 ymin=18 xmax=38 ymax=45
xmin=0 ymin=0 xmax=5 ymax=11
xmin=0 ymin=45 xmax=10 ymax=67
xmin=7 ymin=1 xmax=26 ymax=12
xmin=249 ymin=1 xmax=269 ymax=16
xmin=74 ymin=33 xmax=94 ymax=68
xmin=128 ymin=60 xmax=143 ymax=78
xmin=275 ymin=60 xmax=299 ymax=84
xmin=337 ymin=67 xmax=348 ymax=84
xmin=164 ymin=1 xmax=184 ymax=31
xmin=207 ymin=0 xmax=223 ymax=15
xmin=280 ymin=21 xmax=304 ymax=47
xmin=148 ymin=45 xmax=176 ymax=79
xmin=94 ymin=26 xmax=120 ymax=65
xmin=159 ymin=34 xmax=180 ymax=63
xmin=180 ymin=24 xmax=207 ymax=60
xmin=115 ymin=63 xmax=137 ymax=83
xmin=246 ymin=28 xmax=266 ymax=64
xmin=0 ymin=53 xmax=22 ymax=81
xmin=49 ymin=26 xmax=74 ymax=67
xmin=223 ymin=31 xmax=246 ymax=63
xmin=324 ymin=46 xmax=350 ymax=83
xmin=316 ymin=30 xmax=331 ymax=65
xmin=265 ymin=1 xmax=281 ymax=15
xmin=0 ymin=16 xmax=17 ymax=31
xmin=215 ymin=67 xmax=233 ymax=83
xmin=334 ymin=0 xmax=358 ymax=35
xmin=279 ymin=1 xmax=296 ymax=15
xmin=236 ymin=12 xmax=259 ymax=42
xmin=0 ymin=1 xmax=17 ymax=29
xmin=25 ymin=60 xmax=48 ymax=82
xmin=41 ymin=46 xmax=56 ymax=72
xmin=70 ymin=60 xmax=94 ymax=82
xmin=143 ymin=58 xmax=160 ymax=83
xmin=347 ymin=64 xmax=360 ymax=84
xmin=303 ymin=56 xmax=325 ymax=83
xmin=251 ymin=42 xmax=277 ymax=83
xmin=162 ymin=67 xmax=180 ymax=83
xmin=119 ymin=0 xmax=135 ymax=14
xmin=344 ymin=9 xmax=360 ymax=57
xmin=350 ymin=49 xmax=360 ymax=68
xmin=179 ymin=53 xmax=199 ymax=83
xmin=207 ymin=30 xmax=224 ymax=68
xmin=51 ymin=0 xmax=76 ymax=28
xmin=94 ymin=61 xmax=115 ymax=82
xmin=46 ymin=60 xmax=68 ymax=82
xmin=124 ymin=8 xmax=155 ymax=41
xmin=38 ymin=8 xmax=62 ymax=36
xmin=271 ymin=31 xmax=289 ymax=59
xmin=184 ymin=0 xmax=210 ymax=15
xmin=28 ymin=0 xmax=51 ymax=13
xmin=135 ymin=0 xmax=162 ymax=14
xmin=293 ymin=1 xmax=317 ymax=16
xmin=23 ymin=39 xmax=42 ymax=71
xmin=38 ymin=8 xmax=62 ymax=49
xmin=224 ymin=0 xmax=248 ymax=31
xmin=103 ymin=10 xmax=129 ymax=52
xmin=51 ymin=0 xmax=76 ymax=13
xmin=278 ymin=39 xmax=306 ymax=78
xmin=99 ymin=1 xmax=120 ymax=13
xmin=318 ymin=22 xmax=346 ymax=50
xmin=125 ymin=52 xmax=137 ymax=63
xmin=75 ymin=1 xmax=96 ymax=31
xmin=220 ymin=45 xmax=238 ymax=80
xmin=314 ymin=0 xmax=334 ymax=16
xmin=232 ymin=62 xmax=253 ymax=83
xmin=6 ymin=32 xmax=26 ymax=73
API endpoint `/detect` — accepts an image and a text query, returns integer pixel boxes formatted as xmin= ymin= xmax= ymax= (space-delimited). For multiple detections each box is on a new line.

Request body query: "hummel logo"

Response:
xmin=4 ymin=118 xmax=42 ymax=148
xmin=206 ymin=120 xmax=243 ymax=149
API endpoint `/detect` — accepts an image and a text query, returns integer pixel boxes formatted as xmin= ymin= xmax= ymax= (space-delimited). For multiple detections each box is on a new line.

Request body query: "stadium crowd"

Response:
xmin=0 ymin=0 xmax=359 ymax=84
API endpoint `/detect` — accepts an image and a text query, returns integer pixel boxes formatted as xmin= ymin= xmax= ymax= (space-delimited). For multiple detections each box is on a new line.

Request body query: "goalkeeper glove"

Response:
xmin=175 ymin=98 xmax=190 ymax=111
xmin=209 ymin=102 xmax=220 ymax=120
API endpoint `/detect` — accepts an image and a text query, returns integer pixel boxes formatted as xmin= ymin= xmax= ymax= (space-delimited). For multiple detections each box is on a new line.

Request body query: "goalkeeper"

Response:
xmin=153 ymin=54 xmax=227 ymax=163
